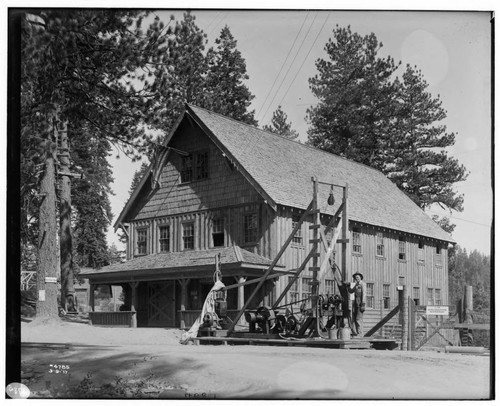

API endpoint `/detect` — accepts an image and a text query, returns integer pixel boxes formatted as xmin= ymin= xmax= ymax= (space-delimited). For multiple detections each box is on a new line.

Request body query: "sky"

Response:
xmin=103 ymin=7 xmax=493 ymax=255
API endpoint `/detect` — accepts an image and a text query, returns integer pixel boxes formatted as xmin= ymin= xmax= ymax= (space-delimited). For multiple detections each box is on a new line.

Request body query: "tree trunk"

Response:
xmin=36 ymin=126 xmax=59 ymax=318
xmin=59 ymin=119 xmax=76 ymax=311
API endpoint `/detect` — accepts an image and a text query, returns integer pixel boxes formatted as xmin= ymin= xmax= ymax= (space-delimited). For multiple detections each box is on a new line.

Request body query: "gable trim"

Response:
xmin=185 ymin=104 xmax=277 ymax=211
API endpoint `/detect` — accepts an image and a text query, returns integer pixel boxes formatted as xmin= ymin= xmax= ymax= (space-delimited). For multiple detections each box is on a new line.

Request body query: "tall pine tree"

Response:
xmin=202 ymin=25 xmax=257 ymax=125
xmin=307 ymin=25 xmax=400 ymax=171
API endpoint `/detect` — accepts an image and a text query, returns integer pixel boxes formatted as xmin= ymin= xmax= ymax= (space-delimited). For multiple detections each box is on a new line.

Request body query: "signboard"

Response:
xmin=426 ymin=305 xmax=449 ymax=316
xmin=45 ymin=277 xmax=57 ymax=283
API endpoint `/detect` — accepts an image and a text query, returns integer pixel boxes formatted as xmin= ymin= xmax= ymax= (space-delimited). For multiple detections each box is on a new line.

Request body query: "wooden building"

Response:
xmin=81 ymin=104 xmax=454 ymax=330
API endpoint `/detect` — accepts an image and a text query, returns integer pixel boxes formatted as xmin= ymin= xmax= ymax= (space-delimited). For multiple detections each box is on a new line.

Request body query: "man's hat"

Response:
xmin=352 ymin=272 xmax=364 ymax=280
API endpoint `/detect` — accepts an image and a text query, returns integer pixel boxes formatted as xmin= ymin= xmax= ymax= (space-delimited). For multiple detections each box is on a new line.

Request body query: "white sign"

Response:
xmin=426 ymin=306 xmax=449 ymax=316
xmin=39 ymin=290 xmax=45 ymax=301
xmin=45 ymin=277 xmax=57 ymax=283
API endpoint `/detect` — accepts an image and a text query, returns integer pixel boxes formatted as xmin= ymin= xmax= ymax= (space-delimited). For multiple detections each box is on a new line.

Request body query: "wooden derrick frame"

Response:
xmin=225 ymin=178 xmax=349 ymax=336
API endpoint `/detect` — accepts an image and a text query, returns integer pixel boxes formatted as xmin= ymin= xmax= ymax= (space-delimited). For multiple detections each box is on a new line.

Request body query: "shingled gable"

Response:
xmin=185 ymin=104 xmax=454 ymax=243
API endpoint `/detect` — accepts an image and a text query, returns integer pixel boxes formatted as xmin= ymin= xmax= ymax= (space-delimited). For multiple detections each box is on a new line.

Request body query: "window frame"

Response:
xmin=158 ymin=224 xmax=171 ymax=253
xmin=427 ymin=288 xmax=434 ymax=305
xmin=383 ymin=284 xmax=391 ymax=309
xmin=243 ymin=213 xmax=259 ymax=244
xmin=288 ymin=277 xmax=299 ymax=304
xmin=398 ymin=236 xmax=406 ymax=261
xmin=352 ymin=227 xmax=362 ymax=254
xmin=301 ymin=277 xmax=313 ymax=300
xmin=376 ymin=232 xmax=385 ymax=258
xmin=435 ymin=289 xmax=442 ymax=305
xmin=180 ymin=150 xmax=209 ymax=184
xmin=291 ymin=214 xmax=303 ymax=245
xmin=136 ymin=227 xmax=148 ymax=256
xmin=413 ymin=287 xmax=420 ymax=306
xmin=211 ymin=218 xmax=225 ymax=248
xmin=182 ymin=222 xmax=195 ymax=251
xmin=366 ymin=283 xmax=375 ymax=308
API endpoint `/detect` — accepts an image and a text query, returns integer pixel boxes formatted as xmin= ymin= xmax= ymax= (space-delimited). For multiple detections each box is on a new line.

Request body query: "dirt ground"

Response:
xmin=19 ymin=317 xmax=492 ymax=400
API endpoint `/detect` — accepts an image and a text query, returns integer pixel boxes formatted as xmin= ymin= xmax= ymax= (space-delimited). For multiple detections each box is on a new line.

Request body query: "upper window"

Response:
xmin=244 ymin=213 xmax=258 ymax=244
xmin=180 ymin=155 xmax=193 ymax=183
xmin=427 ymin=288 xmax=434 ymax=305
xmin=418 ymin=240 xmax=425 ymax=262
xmin=196 ymin=151 xmax=209 ymax=180
xmin=180 ymin=151 xmax=209 ymax=183
xmin=376 ymin=232 xmax=385 ymax=257
xmin=159 ymin=225 xmax=170 ymax=253
xmin=212 ymin=219 xmax=225 ymax=247
xmin=292 ymin=214 xmax=303 ymax=245
xmin=136 ymin=228 xmax=148 ymax=255
xmin=352 ymin=227 xmax=361 ymax=253
xmin=182 ymin=222 xmax=195 ymax=250
xmin=398 ymin=236 xmax=406 ymax=260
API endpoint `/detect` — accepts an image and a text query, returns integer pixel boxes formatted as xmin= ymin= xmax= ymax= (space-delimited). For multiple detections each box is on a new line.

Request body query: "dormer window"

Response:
xmin=180 ymin=150 xmax=209 ymax=183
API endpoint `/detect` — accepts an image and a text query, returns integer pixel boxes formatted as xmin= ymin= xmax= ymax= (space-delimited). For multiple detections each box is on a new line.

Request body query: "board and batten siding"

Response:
xmin=350 ymin=222 xmax=449 ymax=308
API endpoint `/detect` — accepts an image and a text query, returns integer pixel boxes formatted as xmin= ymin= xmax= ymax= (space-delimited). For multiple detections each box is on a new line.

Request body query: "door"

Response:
xmin=148 ymin=281 xmax=175 ymax=327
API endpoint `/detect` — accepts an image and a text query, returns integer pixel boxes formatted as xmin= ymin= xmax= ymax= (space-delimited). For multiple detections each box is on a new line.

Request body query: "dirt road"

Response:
xmin=19 ymin=319 xmax=492 ymax=400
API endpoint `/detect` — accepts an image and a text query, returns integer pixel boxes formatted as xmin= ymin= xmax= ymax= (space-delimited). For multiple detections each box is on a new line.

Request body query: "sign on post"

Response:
xmin=426 ymin=305 xmax=449 ymax=316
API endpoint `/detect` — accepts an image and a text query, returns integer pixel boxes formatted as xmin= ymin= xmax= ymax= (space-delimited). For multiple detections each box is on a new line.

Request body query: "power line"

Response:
xmin=256 ymin=12 xmax=310 ymax=121
xmin=260 ymin=12 xmax=318 ymax=124
xmin=427 ymin=209 xmax=492 ymax=228
xmin=276 ymin=12 xmax=331 ymax=113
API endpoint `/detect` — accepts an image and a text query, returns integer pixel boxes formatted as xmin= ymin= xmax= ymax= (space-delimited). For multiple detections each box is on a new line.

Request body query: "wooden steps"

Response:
xmin=193 ymin=335 xmax=397 ymax=350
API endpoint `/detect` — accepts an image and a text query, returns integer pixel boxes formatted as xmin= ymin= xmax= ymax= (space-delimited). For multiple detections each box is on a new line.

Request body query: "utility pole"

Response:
xmin=36 ymin=111 xmax=59 ymax=318
xmin=58 ymin=118 xmax=77 ymax=312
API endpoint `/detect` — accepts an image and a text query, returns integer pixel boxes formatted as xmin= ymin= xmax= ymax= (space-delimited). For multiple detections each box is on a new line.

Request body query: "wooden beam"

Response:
xmin=364 ymin=305 xmax=400 ymax=337
xmin=222 ymin=273 xmax=282 ymax=291
xmin=226 ymin=199 xmax=315 ymax=335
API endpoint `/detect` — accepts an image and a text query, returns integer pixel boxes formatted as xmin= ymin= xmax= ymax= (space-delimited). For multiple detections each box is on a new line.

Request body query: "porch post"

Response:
xmin=234 ymin=276 xmax=247 ymax=311
xmin=130 ymin=281 xmax=139 ymax=328
xmin=89 ymin=283 xmax=95 ymax=312
xmin=178 ymin=279 xmax=189 ymax=329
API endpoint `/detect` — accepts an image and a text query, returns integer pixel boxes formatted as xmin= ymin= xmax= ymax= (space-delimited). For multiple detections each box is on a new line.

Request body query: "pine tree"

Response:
xmin=202 ymin=25 xmax=257 ymax=125
xmin=21 ymin=10 xmax=169 ymax=318
xmin=307 ymin=25 xmax=400 ymax=171
xmin=387 ymin=65 xmax=468 ymax=211
xmin=262 ymin=105 xmax=299 ymax=140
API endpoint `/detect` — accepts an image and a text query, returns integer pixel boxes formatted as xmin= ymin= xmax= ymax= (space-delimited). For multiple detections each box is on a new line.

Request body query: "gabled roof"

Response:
xmin=185 ymin=104 xmax=454 ymax=243
xmin=80 ymin=246 xmax=285 ymax=280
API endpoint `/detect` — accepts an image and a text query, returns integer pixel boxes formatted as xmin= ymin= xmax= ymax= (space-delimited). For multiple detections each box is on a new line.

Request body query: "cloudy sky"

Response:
xmin=105 ymin=6 xmax=493 ymax=255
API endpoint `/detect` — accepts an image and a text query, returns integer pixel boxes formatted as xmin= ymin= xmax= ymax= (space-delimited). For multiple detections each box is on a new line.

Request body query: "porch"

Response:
xmin=80 ymin=246 xmax=286 ymax=328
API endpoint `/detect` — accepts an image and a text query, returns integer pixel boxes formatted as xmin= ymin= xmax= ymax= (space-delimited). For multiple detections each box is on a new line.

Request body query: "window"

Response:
xmin=180 ymin=150 xmax=209 ymax=183
xmin=398 ymin=276 xmax=405 ymax=288
xmin=159 ymin=225 xmax=170 ymax=253
xmin=383 ymin=284 xmax=391 ymax=309
xmin=292 ymin=214 xmax=303 ymax=245
xmin=398 ymin=236 xmax=406 ymax=260
xmin=413 ymin=287 xmax=420 ymax=306
xmin=288 ymin=277 xmax=299 ymax=304
xmin=182 ymin=222 xmax=194 ymax=250
xmin=427 ymin=288 xmax=434 ymax=305
xmin=244 ymin=213 xmax=258 ymax=243
xmin=418 ymin=240 xmax=425 ymax=262
xmin=196 ymin=151 xmax=209 ymax=180
xmin=435 ymin=244 xmax=442 ymax=265
xmin=366 ymin=283 xmax=375 ymax=308
xmin=352 ymin=227 xmax=361 ymax=253
xmin=435 ymin=289 xmax=442 ymax=305
xmin=180 ymin=155 xmax=193 ymax=183
xmin=324 ymin=279 xmax=335 ymax=295
xmin=376 ymin=232 xmax=385 ymax=257
xmin=302 ymin=278 xmax=312 ymax=300
xmin=212 ymin=219 xmax=225 ymax=247
xmin=136 ymin=228 xmax=148 ymax=255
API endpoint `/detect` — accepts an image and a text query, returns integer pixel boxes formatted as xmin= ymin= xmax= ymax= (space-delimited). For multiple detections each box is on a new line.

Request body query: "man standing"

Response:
xmin=347 ymin=272 xmax=366 ymax=337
